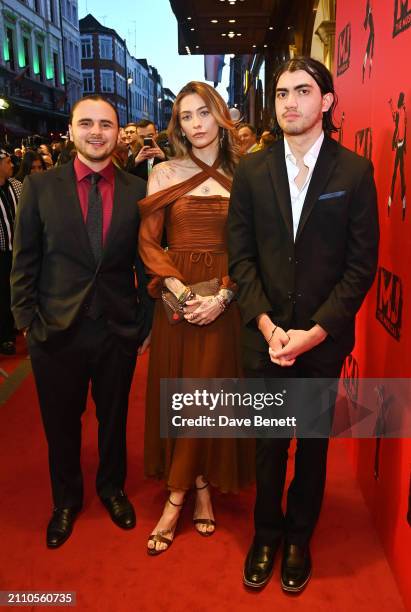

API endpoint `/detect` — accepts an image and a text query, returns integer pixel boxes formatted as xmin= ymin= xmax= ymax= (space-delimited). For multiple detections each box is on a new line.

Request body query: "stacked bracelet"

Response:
xmin=177 ymin=286 xmax=193 ymax=305
xmin=214 ymin=294 xmax=227 ymax=312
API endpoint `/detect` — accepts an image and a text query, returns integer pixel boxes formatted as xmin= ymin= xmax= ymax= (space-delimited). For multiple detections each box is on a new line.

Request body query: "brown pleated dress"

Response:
xmin=138 ymin=155 xmax=255 ymax=493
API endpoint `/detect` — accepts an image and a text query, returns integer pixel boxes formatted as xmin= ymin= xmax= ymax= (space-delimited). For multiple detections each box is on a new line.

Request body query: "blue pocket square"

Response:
xmin=318 ymin=190 xmax=347 ymax=200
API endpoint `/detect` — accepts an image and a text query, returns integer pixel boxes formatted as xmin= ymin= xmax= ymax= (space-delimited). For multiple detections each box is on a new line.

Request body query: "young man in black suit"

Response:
xmin=228 ymin=58 xmax=379 ymax=593
xmin=11 ymin=95 xmax=152 ymax=548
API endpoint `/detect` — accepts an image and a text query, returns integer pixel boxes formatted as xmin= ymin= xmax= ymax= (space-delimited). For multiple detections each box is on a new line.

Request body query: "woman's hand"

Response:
xmin=164 ymin=277 xmax=187 ymax=299
xmin=184 ymin=295 xmax=223 ymax=326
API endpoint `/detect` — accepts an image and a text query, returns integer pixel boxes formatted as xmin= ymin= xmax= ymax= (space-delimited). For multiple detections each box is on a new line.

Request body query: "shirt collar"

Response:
xmin=284 ymin=131 xmax=324 ymax=166
xmin=73 ymin=155 xmax=115 ymax=184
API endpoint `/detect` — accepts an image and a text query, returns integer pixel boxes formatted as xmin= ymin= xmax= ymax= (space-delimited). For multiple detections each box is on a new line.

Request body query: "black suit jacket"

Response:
xmin=126 ymin=155 xmax=163 ymax=182
xmin=11 ymin=160 xmax=153 ymax=346
xmin=228 ymin=136 xmax=379 ymax=370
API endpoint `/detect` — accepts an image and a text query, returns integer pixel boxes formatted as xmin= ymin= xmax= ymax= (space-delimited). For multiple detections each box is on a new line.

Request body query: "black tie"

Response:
xmin=86 ymin=173 xmax=103 ymax=262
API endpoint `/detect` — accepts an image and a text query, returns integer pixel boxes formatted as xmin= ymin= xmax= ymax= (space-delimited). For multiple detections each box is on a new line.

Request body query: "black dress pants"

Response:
xmin=28 ymin=317 xmax=137 ymax=508
xmin=247 ymin=355 xmax=344 ymax=547
xmin=0 ymin=251 xmax=15 ymax=343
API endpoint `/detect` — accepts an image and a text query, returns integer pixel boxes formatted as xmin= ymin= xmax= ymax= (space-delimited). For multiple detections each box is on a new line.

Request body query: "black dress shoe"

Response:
xmin=101 ymin=492 xmax=136 ymax=529
xmin=243 ymin=540 xmax=279 ymax=588
xmin=47 ymin=507 xmax=81 ymax=549
xmin=281 ymin=543 xmax=312 ymax=593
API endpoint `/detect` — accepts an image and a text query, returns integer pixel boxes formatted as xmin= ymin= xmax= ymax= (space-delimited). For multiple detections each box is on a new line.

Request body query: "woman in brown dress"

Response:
xmin=138 ymin=81 xmax=254 ymax=554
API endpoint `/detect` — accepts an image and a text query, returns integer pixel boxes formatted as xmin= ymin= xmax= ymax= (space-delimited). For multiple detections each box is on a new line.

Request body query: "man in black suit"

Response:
xmin=228 ymin=58 xmax=379 ymax=593
xmin=126 ymin=120 xmax=165 ymax=181
xmin=11 ymin=95 xmax=152 ymax=548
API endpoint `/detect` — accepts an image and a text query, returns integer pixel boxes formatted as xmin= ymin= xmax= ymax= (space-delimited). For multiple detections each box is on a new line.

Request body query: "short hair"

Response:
xmin=237 ymin=123 xmax=256 ymax=135
xmin=124 ymin=122 xmax=138 ymax=130
xmin=272 ymin=56 xmax=338 ymax=135
xmin=69 ymin=94 xmax=119 ymax=125
xmin=136 ymin=119 xmax=156 ymax=130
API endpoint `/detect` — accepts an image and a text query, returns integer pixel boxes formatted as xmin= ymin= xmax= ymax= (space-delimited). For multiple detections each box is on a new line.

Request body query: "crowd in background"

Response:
xmin=0 ymin=116 xmax=275 ymax=357
xmin=5 ymin=118 xmax=277 ymax=186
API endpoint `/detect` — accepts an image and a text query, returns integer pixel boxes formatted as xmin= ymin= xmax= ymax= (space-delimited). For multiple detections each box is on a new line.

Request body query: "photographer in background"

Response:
xmin=126 ymin=120 xmax=166 ymax=181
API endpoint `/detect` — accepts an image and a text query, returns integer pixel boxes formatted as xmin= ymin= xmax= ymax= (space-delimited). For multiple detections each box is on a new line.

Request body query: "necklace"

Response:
xmin=201 ymin=184 xmax=210 ymax=194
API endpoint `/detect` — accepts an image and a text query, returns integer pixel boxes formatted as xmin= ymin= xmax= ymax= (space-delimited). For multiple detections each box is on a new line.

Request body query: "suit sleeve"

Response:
xmin=134 ymin=181 xmax=154 ymax=333
xmin=311 ymin=161 xmax=379 ymax=338
xmin=10 ymin=175 xmax=42 ymax=329
xmin=228 ymin=159 xmax=273 ymax=327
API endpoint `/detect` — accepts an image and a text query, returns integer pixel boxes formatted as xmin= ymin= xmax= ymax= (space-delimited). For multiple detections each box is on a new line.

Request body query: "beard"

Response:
xmin=279 ymin=109 xmax=324 ymax=137
xmin=74 ymin=140 xmax=116 ymax=162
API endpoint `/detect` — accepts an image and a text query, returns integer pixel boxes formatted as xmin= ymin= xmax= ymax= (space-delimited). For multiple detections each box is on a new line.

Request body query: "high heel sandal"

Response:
xmin=193 ymin=480 xmax=216 ymax=537
xmin=147 ymin=496 xmax=184 ymax=556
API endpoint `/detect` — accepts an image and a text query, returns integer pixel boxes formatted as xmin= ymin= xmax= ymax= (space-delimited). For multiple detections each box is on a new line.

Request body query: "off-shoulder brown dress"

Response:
xmin=138 ymin=154 xmax=254 ymax=493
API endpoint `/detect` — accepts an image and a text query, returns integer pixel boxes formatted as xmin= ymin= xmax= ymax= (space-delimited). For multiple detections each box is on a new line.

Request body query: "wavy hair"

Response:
xmin=168 ymin=81 xmax=241 ymax=176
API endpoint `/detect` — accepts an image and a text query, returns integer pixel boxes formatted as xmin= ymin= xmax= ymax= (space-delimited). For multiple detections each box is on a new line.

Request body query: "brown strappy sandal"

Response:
xmin=147 ymin=496 xmax=184 ymax=556
xmin=193 ymin=480 xmax=216 ymax=537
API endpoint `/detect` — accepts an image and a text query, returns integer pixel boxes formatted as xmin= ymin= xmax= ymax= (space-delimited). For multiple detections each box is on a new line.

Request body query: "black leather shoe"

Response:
xmin=243 ymin=540 xmax=279 ymax=588
xmin=281 ymin=543 xmax=312 ymax=593
xmin=101 ymin=492 xmax=136 ymax=529
xmin=46 ymin=507 xmax=80 ymax=548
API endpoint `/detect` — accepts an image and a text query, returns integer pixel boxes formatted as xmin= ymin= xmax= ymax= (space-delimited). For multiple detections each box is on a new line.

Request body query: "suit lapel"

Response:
xmin=295 ymin=136 xmax=338 ymax=242
xmin=266 ymin=140 xmax=294 ymax=239
xmin=55 ymin=162 xmax=95 ymax=265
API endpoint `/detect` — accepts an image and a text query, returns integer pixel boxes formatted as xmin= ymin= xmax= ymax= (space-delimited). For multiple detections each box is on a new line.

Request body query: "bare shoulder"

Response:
xmin=147 ymin=158 xmax=194 ymax=195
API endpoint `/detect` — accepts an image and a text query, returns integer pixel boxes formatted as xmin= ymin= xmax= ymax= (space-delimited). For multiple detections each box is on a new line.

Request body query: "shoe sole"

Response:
xmin=243 ymin=567 xmax=274 ymax=589
xmin=46 ymin=531 xmax=73 ymax=549
xmin=281 ymin=570 xmax=312 ymax=593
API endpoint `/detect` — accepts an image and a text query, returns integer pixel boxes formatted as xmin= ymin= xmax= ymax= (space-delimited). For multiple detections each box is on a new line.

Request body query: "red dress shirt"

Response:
xmin=73 ymin=156 xmax=115 ymax=244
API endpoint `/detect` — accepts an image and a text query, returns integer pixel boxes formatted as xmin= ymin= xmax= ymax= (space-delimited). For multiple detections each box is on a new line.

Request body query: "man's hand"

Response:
xmin=256 ymin=313 xmax=294 ymax=367
xmin=149 ymin=143 xmax=166 ymax=160
xmin=268 ymin=325 xmax=295 ymax=367
xmin=269 ymin=324 xmax=328 ymax=364
xmin=135 ymin=144 xmax=165 ymax=165
xmin=137 ymin=331 xmax=151 ymax=356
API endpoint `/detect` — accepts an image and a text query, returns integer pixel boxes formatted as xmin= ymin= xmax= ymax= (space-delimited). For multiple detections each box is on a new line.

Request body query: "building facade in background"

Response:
xmin=0 ymin=0 xmax=70 ymax=140
xmin=162 ymin=87 xmax=176 ymax=129
xmin=79 ymin=13 xmax=170 ymax=128
xmin=61 ymin=0 xmax=82 ymax=111
xmin=79 ymin=14 xmax=127 ymax=125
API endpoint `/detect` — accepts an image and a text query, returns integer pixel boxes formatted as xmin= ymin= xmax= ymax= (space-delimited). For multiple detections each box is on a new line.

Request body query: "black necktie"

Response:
xmin=86 ymin=173 xmax=103 ymax=262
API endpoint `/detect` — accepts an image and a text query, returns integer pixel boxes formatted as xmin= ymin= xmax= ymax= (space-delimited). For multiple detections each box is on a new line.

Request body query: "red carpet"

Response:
xmin=0 ymin=351 xmax=406 ymax=611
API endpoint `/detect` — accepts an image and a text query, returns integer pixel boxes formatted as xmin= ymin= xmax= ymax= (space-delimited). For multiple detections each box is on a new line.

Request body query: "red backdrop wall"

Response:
xmin=334 ymin=1 xmax=411 ymax=608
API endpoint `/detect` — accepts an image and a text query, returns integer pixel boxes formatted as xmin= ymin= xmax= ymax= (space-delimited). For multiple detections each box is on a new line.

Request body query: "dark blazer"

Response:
xmin=11 ymin=160 xmax=153 ymax=345
xmin=126 ymin=154 xmax=163 ymax=182
xmin=228 ymin=135 xmax=379 ymax=370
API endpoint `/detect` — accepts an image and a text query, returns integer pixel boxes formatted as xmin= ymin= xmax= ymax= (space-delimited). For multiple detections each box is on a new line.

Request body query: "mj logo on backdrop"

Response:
xmin=376 ymin=267 xmax=403 ymax=340
xmin=355 ymin=128 xmax=373 ymax=160
xmin=393 ymin=0 xmax=411 ymax=37
xmin=342 ymin=354 xmax=359 ymax=403
xmin=337 ymin=23 xmax=351 ymax=76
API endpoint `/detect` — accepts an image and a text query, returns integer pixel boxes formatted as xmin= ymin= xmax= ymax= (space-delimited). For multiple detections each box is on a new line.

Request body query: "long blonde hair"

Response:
xmin=168 ymin=81 xmax=241 ymax=176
